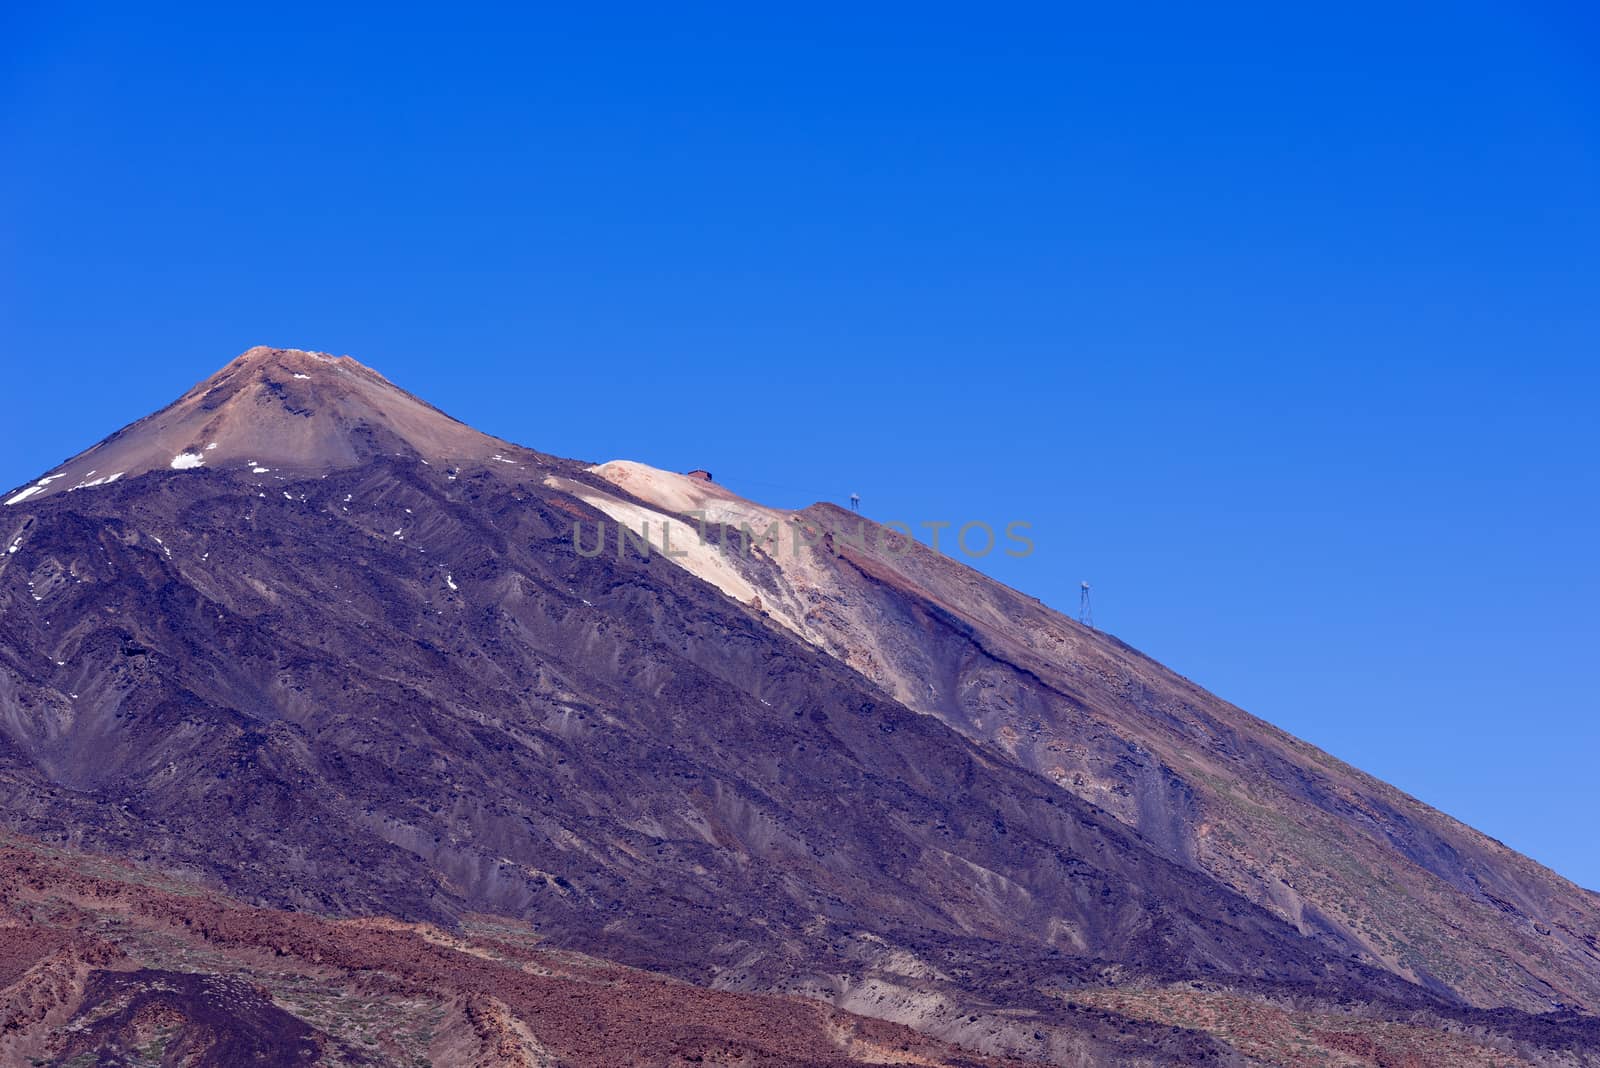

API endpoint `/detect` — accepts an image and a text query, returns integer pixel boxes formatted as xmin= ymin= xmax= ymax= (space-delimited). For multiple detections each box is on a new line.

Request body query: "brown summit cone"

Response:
xmin=6 ymin=347 xmax=525 ymax=504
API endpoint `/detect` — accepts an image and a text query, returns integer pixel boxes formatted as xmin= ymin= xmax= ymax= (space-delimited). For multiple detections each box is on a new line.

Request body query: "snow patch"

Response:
xmin=293 ymin=373 xmax=311 ymax=379
xmin=252 ymin=467 xmax=270 ymax=474
xmin=205 ymin=442 xmax=218 ymax=450
xmin=5 ymin=485 xmax=45 ymax=506
xmin=170 ymin=452 xmax=206 ymax=470
xmin=446 ymin=574 xmax=458 ymax=591
xmin=68 ymin=471 xmax=124 ymax=492
xmin=5 ymin=473 xmax=68 ymax=505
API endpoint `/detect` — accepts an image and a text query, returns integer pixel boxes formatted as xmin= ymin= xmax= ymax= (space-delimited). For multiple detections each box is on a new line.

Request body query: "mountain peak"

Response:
xmin=5 ymin=346 xmax=523 ymax=505
xmin=226 ymin=344 xmax=385 ymax=380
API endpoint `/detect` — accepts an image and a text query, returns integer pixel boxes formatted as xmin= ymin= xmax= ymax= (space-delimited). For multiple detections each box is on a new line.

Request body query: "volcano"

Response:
xmin=1 ymin=348 xmax=1596 ymax=1067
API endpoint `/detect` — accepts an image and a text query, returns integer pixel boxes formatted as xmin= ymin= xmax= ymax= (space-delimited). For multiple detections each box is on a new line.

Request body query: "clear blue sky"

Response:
xmin=3 ymin=3 xmax=1597 ymax=888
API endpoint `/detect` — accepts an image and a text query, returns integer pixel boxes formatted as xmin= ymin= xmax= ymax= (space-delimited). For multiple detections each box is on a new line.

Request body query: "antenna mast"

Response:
xmin=1079 ymin=581 xmax=1093 ymax=628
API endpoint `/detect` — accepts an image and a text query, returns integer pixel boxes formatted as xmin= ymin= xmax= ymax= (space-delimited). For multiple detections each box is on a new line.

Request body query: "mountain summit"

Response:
xmin=5 ymin=347 xmax=523 ymax=506
xmin=2 ymin=349 xmax=1598 ymax=1066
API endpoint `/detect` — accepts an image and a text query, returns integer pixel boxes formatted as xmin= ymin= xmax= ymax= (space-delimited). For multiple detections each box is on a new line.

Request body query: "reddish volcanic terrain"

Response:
xmin=0 ymin=831 xmax=1038 ymax=1067
xmin=1 ymin=347 xmax=1597 ymax=1066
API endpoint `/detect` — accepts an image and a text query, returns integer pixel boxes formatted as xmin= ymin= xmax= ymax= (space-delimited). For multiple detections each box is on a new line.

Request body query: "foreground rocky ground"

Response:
xmin=8 ymin=830 xmax=1593 ymax=1067
xmin=0 ymin=831 xmax=1040 ymax=1067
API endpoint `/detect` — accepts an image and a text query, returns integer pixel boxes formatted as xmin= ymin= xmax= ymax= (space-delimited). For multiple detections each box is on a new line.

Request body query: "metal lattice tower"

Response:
xmin=1079 ymin=581 xmax=1093 ymax=628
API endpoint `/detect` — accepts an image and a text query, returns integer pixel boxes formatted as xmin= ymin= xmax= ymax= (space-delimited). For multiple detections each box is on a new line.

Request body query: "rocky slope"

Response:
xmin=568 ymin=460 xmax=1600 ymax=1014
xmin=1 ymin=347 xmax=1596 ymax=1065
